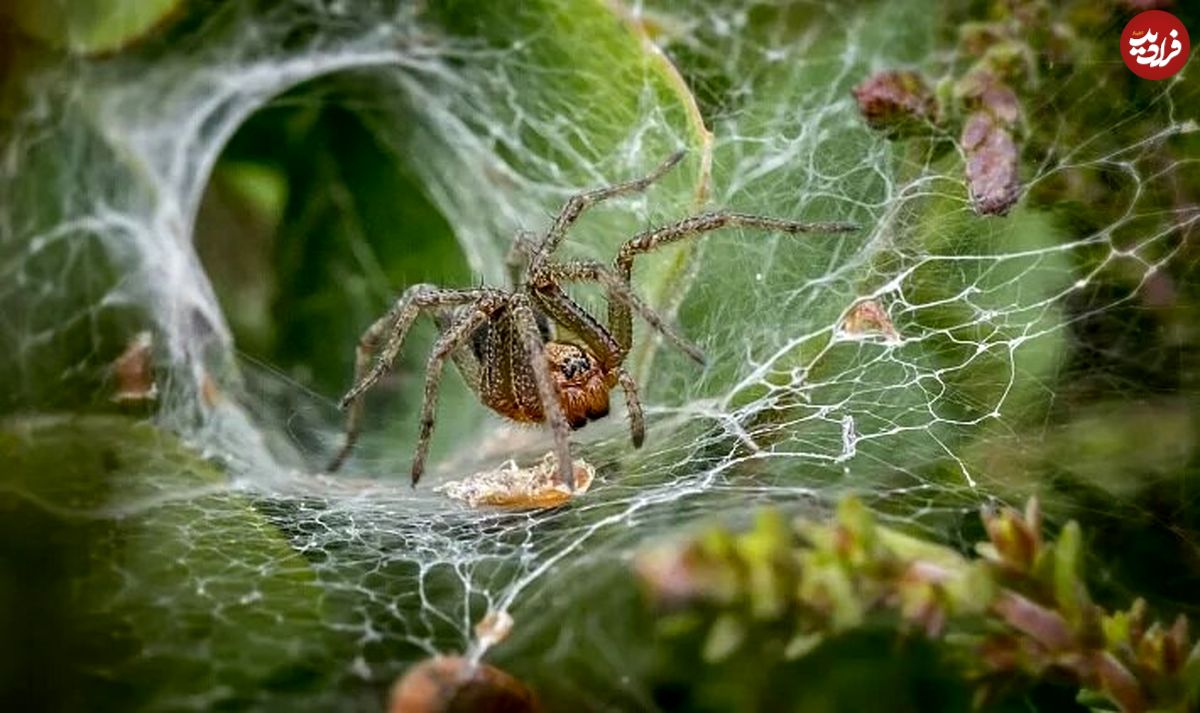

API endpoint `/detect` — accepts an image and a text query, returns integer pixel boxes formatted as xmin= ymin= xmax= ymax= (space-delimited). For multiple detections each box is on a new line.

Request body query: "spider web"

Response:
xmin=1 ymin=0 xmax=1196 ymax=709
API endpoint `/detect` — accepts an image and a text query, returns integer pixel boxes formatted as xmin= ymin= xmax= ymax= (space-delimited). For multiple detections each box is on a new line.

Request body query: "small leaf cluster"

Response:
xmin=635 ymin=499 xmax=1200 ymax=712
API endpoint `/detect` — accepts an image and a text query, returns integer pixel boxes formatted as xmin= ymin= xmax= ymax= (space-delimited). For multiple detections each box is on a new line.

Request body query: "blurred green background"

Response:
xmin=1 ymin=0 xmax=1198 ymax=711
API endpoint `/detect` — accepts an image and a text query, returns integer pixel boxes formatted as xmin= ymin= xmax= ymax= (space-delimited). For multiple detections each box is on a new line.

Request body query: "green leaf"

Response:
xmin=1054 ymin=521 xmax=1085 ymax=624
xmin=5 ymin=0 xmax=182 ymax=55
xmin=0 ymin=415 xmax=330 ymax=709
xmin=2 ymin=0 xmax=1195 ymax=709
xmin=703 ymin=613 xmax=747 ymax=662
xmin=784 ymin=631 xmax=824 ymax=660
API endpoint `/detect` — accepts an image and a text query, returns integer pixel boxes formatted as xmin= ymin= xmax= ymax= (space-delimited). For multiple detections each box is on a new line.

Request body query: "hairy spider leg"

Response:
xmin=533 ymin=260 xmax=706 ymax=366
xmin=527 ymin=281 xmax=623 ymax=364
xmin=615 ymin=368 xmax=645 ymax=447
xmin=510 ymin=295 xmax=576 ymax=488
xmin=432 ymin=307 xmax=482 ymax=394
xmin=608 ymin=212 xmax=860 ymax=348
xmin=528 ymin=149 xmax=686 ymax=272
xmin=327 ymin=284 xmax=506 ymax=473
xmin=410 ymin=297 xmax=508 ymax=485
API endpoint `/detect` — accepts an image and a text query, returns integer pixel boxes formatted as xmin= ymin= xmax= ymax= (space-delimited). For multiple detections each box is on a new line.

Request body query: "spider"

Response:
xmin=326 ymin=150 xmax=857 ymax=487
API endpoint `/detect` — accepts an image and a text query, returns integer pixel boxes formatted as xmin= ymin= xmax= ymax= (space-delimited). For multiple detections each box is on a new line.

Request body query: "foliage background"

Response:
xmin=0 ymin=0 xmax=1197 ymax=711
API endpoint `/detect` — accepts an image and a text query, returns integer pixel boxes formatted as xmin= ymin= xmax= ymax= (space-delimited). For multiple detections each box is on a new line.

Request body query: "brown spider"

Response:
xmin=326 ymin=151 xmax=857 ymax=487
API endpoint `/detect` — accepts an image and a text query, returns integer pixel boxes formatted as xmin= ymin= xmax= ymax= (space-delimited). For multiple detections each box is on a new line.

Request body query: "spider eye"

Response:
xmin=560 ymin=355 xmax=591 ymax=380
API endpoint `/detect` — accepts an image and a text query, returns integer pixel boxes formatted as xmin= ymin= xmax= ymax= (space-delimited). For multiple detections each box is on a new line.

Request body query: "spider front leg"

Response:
xmin=326 ymin=285 xmax=505 ymax=473
xmin=528 ymin=150 xmax=686 ymax=270
xmin=510 ymin=295 xmax=577 ymax=488
xmin=531 ymin=261 xmax=706 ymax=366
xmin=608 ymin=211 xmax=859 ymax=347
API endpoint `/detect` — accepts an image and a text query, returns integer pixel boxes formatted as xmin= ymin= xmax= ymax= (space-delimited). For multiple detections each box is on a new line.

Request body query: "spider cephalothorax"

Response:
xmin=326 ymin=151 xmax=857 ymax=487
xmin=542 ymin=341 xmax=614 ymax=430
